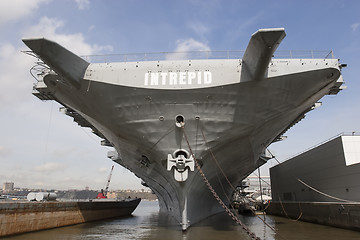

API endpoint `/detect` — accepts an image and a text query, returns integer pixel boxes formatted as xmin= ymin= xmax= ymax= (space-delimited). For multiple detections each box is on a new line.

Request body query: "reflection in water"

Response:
xmin=3 ymin=201 xmax=360 ymax=240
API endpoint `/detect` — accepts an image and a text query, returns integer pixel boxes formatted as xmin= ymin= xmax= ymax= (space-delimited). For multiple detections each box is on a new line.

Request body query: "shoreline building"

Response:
xmin=2 ymin=182 xmax=14 ymax=193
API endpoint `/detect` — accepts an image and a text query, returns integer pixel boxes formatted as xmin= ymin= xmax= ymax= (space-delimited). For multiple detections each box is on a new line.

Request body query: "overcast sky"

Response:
xmin=0 ymin=0 xmax=359 ymax=191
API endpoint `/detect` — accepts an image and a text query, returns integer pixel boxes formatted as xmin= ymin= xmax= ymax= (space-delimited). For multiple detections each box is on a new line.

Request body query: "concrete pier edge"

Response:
xmin=266 ymin=201 xmax=360 ymax=231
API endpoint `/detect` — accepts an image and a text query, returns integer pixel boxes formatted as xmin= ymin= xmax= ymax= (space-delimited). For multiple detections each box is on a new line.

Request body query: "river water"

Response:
xmin=4 ymin=200 xmax=360 ymax=240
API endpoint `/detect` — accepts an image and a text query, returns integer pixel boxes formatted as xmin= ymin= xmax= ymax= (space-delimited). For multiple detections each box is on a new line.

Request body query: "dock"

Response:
xmin=266 ymin=201 xmax=360 ymax=231
xmin=266 ymin=133 xmax=360 ymax=231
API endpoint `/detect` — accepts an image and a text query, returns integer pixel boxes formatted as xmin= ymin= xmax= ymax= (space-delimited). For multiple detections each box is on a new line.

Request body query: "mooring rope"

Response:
xmin=197 ymin=123 xmax=282 ymax=238
xmin=182 ymin=126 xmax=261 ymax=240
xmin=278 ymin=197 xmax=303 ymax=221
xmin=199 ymin=125 xmax=235 ymax=190
xmin=196 ymin=121 xmax=252 ymax=232
xmin=297 ymin=179 xmax=360 ymax=203
xmin=150 ymin=123 xmax=175 ymax=150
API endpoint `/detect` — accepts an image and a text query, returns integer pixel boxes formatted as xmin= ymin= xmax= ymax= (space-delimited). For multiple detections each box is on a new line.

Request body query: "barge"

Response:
xmin=0 ymin=198 xmax=141 ymax=237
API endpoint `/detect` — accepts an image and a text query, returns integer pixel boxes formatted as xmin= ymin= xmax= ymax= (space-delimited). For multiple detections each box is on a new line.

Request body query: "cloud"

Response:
xmin=226 ymin=11 xmax=264 ymax=45
xmin=74 ymin=0 xmax=90 ymax=10
xmin=0 ymin=0 xmax=50 ymax=25
xmin=98 ymin=167 xmax=109 ymax=173
xmin=188 ymin=0 xmax=220 ymax=12
xmin=52 ymin=147 xmax=77 ymax=158
xmin=0 ymin=146 xmax=12 ymax=157
xmin=0 ymin=42 xmax=34 ymax=111
xmin=22 ymin=17 xmax=114 ymax=55
xmin=166 ymin=38 xmax=211 ymax=60
xmin=23 ymin=17 xmax=91 ymax=55
xmin=34 ymin=162 xmax=67 ymax=172
xmin=0 ymin=16 xmax=114 ymax=111
xmin=188 ymin=21 xmax=210 ymax=39
xmin=174 ymin=38 xmax=211 ymax=52
xmin=0 ymin=14 xmax=116 ymax=189
xmin=351 ymin=23 xmax=360 ymax=32
xmin=92 ymin=44 xmax=114 ymax=54
xmin=88 ymin=25 xmax=95 ymax=31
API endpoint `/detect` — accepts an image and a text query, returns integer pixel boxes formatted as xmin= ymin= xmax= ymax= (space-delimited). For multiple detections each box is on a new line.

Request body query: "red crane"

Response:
xmin=96 ymin=165 xmax=114 ymax=199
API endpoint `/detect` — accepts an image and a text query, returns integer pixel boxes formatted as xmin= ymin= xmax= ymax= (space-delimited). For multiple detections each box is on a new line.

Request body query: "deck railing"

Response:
xmin=24 ymin=49 xmax=335 ymax=65
xmin=81 ymin=50 xmax=335 ymax=63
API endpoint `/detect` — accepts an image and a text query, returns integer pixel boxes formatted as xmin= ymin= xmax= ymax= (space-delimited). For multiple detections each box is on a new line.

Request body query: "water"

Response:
xmin=3 ymin=200 xmax=360 ymax=240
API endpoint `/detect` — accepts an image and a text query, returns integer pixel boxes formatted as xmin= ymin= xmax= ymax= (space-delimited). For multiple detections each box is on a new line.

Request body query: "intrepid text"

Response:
xmin=144 ymin=71 xmax=212 ymax=86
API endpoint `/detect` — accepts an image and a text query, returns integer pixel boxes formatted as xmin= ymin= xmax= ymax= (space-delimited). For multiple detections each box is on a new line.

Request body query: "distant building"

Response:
xmin=106 ymin=191 xmax=117 ymax=199
xmin=3 ymin=182 xmax=14 ymax=192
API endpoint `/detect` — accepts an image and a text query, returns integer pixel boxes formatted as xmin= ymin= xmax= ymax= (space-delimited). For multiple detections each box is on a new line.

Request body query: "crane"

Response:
xmin=96 ymin=165 xmax=114 ymax=199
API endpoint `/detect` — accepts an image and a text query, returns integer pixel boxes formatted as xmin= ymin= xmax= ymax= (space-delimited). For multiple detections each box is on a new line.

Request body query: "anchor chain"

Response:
xmin=182 ymin=126 xmax=261 ymax=240
xmin=199 ymin=124 xmax=281 ymax=236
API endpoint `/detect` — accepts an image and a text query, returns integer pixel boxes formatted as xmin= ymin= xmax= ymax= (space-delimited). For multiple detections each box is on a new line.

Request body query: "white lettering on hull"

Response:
xmin=144 ymin=71 xmax=212 ymax=86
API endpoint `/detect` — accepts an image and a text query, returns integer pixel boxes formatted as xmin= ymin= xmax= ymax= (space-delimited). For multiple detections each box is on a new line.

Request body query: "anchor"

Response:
xmin=167 ymin=150 xmax=194 ymax=182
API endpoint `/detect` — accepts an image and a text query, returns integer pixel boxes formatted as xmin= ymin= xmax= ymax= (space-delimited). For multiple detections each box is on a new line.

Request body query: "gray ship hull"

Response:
xmin=23 ymin=28 xmax=345 ymax=229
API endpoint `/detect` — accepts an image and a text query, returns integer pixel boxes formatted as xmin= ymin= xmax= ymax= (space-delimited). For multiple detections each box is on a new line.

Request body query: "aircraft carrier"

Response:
xmin=23 ymin=28 xmax=345 ymax=230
